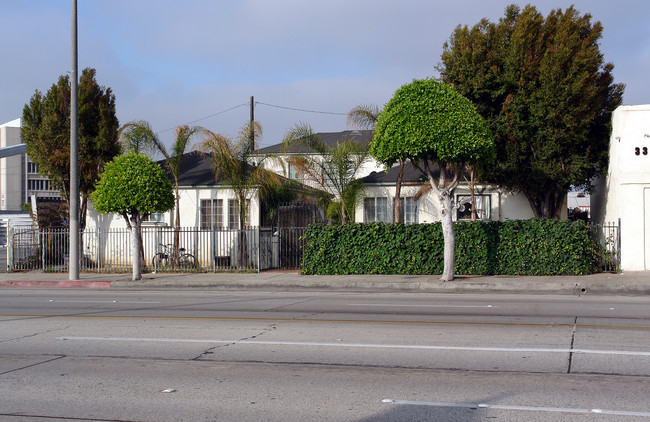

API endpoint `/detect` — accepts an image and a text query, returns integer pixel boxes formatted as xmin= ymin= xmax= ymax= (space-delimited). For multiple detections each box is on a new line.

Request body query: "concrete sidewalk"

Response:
xmin=1 ymin=269 xmax=649 ymax=295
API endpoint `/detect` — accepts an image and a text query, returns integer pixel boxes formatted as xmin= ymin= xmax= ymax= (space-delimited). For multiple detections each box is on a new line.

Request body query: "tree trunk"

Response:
xmin=420 ymin=161 xmax=458 ymax=282
xmin=440 ymin=191 xmax=455 ymax=281
xmin=524 ymin=190 xmax=565 ymax=219
xmin=469 ymin=166 xmax=476 ymax=222
xmin=130 ymin=214 xmax=142 ymax=281
xmin=173 ymin=185 xmax=181 ymax=268
xmin=393 ymin=160 xmax=405 ymax=223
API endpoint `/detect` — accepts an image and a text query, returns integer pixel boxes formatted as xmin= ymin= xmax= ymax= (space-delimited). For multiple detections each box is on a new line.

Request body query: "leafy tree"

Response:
xmin=91 ymin=153 xmax=174 ymax=280
xmin=438 ymin=4 xmax=624 ymax=218
xmin=371 ymin=79 xmax=493 ymax=281
xmin=117 ymin=121 xmax=201 ymax=265
xmin=21 ymin=68 xmax=120 ymax=229
xmin=347 ymin=103 xmax=412 ymax=224
xmin=282 ymin=122 xmax=367 ymax=224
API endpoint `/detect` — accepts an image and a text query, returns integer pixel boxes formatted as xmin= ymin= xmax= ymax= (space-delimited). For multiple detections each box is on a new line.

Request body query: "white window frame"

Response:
xmin=399 ymin=197 xmax=418 ymax=225
xmin=228 ymin=199 xmax=250 ymax=229
xmin=456 ymin=194 xmax=491 ymax=221
xmin=364 ymin=197 xmax=390 ymax=223
xmin=200 ymin=199 xmax=223 ymax=229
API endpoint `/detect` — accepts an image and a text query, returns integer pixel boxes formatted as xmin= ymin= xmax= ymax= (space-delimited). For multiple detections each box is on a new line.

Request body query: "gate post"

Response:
xmin=7 ymin=225 xmax=13 ymax=273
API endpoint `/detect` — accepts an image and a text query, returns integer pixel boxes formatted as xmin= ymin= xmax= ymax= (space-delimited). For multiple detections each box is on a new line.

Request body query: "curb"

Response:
xmin=0 ymin=280 xmax=112 ymax=288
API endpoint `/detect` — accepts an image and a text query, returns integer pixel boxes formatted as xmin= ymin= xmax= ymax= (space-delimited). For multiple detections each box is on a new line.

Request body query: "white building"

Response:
xmin=592 ymin=104 xmax=650 ymax=271
xmin=252 ymin=130 xmax=384 ymax=193
xmin=0 ymin=118 xmax=60 ymax=212
xmin=355 ymin=164 xmax=538 ymax=224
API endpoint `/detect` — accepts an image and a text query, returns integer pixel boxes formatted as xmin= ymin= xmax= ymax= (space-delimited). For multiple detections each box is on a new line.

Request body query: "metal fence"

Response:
xmin=589 ymin=219 xmax=621 ymax=272
xmin=7 ymin=226 xmax=307 ymax=273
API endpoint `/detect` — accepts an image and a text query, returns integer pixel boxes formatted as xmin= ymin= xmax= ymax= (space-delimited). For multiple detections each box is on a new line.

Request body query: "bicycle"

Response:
xmin=151 ymin=243 xmax=197 ymax=271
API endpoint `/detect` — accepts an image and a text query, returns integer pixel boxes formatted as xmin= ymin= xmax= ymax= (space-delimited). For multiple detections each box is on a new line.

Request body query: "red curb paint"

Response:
xmin=0 ymin=280 xmax=111 ymax=288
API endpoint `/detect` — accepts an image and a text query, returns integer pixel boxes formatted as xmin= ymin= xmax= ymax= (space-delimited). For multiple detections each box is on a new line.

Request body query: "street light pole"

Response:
xmin=69 ymin=0 xmax=79 ymax=280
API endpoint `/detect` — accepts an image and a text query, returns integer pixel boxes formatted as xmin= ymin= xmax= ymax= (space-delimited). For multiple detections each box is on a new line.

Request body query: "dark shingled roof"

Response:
xmin=361 ymin=164 xmax=437 ymax=185
xmin=157 ymin=151 xmax=221 ymax=187
xmin=157 ymin=151 xmax=312 ymax=189
xmin=254 ymin=130 xmax=373 ymax=154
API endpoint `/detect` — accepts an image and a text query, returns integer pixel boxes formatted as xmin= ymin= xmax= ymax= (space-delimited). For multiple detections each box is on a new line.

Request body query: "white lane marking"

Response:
xmin=48 ymin=300 xmax=160 ymax=304
xmin=55 ymin=336 xmax=650 ymax=357
xmin=381 ymin=399 xmax=650 ymax=417
xmin=349 ymin=303 xmax=495 ymax=308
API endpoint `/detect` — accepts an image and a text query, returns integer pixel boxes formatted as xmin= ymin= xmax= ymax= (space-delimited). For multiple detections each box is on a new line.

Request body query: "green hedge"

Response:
xmin=302 ymin=219 xmax=600 ymax=276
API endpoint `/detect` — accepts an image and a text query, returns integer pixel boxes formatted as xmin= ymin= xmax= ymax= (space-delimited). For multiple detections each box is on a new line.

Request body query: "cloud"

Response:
xmin=2 ymin=0 xmax=649 ymax=150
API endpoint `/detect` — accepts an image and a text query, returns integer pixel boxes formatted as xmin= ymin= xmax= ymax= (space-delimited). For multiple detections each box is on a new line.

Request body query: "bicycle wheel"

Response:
xmin=178 ymin=253 xmax=196 ymax=271
xmin=152 ymin=253 xmax=167 ymax=270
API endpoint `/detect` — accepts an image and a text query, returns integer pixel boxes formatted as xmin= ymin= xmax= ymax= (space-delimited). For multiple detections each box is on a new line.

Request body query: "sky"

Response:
xmin=2 ymin=1 xmax=649 ymax=151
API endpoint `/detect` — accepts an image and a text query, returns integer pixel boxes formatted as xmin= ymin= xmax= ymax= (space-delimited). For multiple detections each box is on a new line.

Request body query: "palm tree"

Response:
xmin=118 ymin=121 xmax=201 ymax=265
xmin=153 ymin=125 xmax=201 ymax=265
xmin=347 ymin=104 xmax=407 ymax=224
xmin=199 ymin=122 xmax=282 ymax=265
xmin=117 ymin=120 xmax=158 ymax=154
xmin=282 ymin=122 xmax=367 ymax=224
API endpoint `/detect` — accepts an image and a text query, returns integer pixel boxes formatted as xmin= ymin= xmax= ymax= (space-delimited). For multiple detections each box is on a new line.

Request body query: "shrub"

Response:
xmin=302 ymin=219 xmax=598 ymax=276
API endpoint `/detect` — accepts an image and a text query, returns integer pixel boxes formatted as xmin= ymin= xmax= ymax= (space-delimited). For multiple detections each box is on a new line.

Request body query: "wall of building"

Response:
xmin=354 ymin=183 xmax=537 ymax=224
xmin=592 ymin=104 xmax=650 ymax=271
xmin=86 ymin=186 xmax=262 ymax=231
xmin=261 ymin=154 xmax=385 ymax=195
xmin=0 ymin=120 xmax=24 ymax=211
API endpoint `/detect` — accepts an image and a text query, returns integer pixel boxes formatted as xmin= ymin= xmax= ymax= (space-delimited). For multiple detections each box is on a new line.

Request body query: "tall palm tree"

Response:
xmin=117 ymin=120 xmax=158 ymax=154
xmin=153 ymin=125 xmax=201 ymax=264
xmin=282 ymin=122 xmax=367 ymax=224
xmin=347 ymin=104 xmax=408 ymax=223
xmin=199 ymin=122 xmax=282 ymax=265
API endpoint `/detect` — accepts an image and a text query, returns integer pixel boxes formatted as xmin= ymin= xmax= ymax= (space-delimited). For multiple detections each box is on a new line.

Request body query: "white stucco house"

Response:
xmin=252 ymin=130 xmax=384 ymax=193
xmin=86 ymin=150 xmax=319 ymax=231
xmin=591 ymin=104 xmax=650 ymax=271
xmin=355 ymin=164 xmax=540 ymax=224
xmin=82 ymin=150 xmax=321 ymax=270
xmin=253 ymin=129 xmax=566 ymax=224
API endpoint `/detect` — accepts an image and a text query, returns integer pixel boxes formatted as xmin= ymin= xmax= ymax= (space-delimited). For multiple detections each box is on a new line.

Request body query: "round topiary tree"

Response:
xmin=371 ymin=79 xmax=494 ymax=281
xmin=91 ymin=153 xmax=174 ymax=280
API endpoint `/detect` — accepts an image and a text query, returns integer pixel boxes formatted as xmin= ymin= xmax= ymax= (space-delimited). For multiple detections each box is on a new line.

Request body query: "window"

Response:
xmin=364 ymin=197 xmax=389 ymax=223
xmin=200 ymin=199 xmax=223 ymax=229
xmin=399 ymin=197 xmax=418 ymax=225
xmin=456 ymin=194 xmax=491 ymax=220
xmin=228 ymin=199 xmax=250 ymax=229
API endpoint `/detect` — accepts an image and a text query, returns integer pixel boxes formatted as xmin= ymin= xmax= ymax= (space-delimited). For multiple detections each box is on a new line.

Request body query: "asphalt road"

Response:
xmin=1 ymin=289 xmax=650 ymax=421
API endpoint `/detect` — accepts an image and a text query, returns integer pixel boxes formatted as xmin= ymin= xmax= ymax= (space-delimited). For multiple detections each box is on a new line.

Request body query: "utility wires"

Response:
xmin=156 ymin=99 xmax=348 ymax=134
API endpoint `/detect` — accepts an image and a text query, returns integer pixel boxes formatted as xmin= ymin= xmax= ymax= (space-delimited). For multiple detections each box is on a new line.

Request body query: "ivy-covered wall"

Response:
xmin=302 ymin=220 xmax=600 ymax=276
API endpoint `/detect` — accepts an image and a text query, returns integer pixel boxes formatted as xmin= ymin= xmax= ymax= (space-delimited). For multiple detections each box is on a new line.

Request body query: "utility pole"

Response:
xmin=249 ymin=96 xmax=255 ymax=150
xmin=69 ymin=0 xmax=79 ymax=280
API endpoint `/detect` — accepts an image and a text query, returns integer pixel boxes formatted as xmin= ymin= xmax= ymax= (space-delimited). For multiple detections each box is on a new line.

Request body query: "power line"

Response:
xmin=157 ymin=103 xmax=249 ymax=134
xmin=155 ymin=100 xmax=348 ymax=136
xmin=255 ymin=101 xmax=347 ymax=116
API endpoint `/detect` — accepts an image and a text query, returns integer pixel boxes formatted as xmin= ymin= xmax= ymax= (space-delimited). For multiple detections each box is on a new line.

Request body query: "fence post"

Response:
xmin=256 ymin=226 xmax=260 ymax=273
xmin=41 ymin=229 xmax=45 ymax=270
xmin=7 ymin=225 xmax=13 ymax=273
xmin=617 ymin=218 xmax=622 ymax=270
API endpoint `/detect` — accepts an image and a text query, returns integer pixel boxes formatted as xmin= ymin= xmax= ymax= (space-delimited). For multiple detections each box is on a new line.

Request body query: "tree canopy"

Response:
xmin=21 ymin=68 xmax=120 ymax=228
xmin=91 ymin=153 xmax=174 ymax=220
xmin=91 ymin=153 xmax=174 ymax=280
xmin=437 ymin=4 xmax=624 ymax=218
xmin=372 ymin=79 xmax=494 ymax=167
xmin=371 ymin=78 xmax=493 ymax=281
